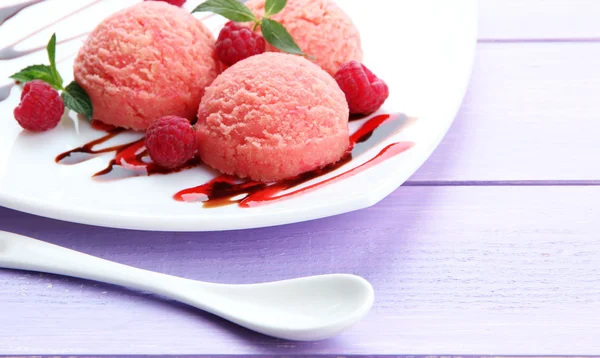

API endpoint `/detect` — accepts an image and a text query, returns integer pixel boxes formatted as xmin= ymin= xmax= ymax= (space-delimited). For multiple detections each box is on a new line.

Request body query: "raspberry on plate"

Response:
xmin=145 ymin=115 xmax=197 ymax=169
xmin=334 ymin=61 xmax=389 ymax=115
xmin=144 ymin=0 xmax=186 ymax=7
xmin=13 ymin=80 xmax=64 ymax=132
xmin=216 ymin=21 xmax=266 ymax=66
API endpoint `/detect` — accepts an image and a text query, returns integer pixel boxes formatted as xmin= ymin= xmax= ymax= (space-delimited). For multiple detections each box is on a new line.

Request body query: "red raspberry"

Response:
xmin=14 ymin=80 xmax=64 ymax=132
xmin=334 ymin=61 xmax=389 ymax=115
xmin=144 ymin=0 xmax=186 ymax=6
xmin=216 ymin=21 xmax=266 ymax=66
xmin=145 ymin=115 xmax=197 ymax=169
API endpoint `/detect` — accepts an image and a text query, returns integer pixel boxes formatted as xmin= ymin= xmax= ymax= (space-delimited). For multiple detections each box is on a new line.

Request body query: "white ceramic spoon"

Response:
xmin=0 ymin=230 xmax=374 ymax=341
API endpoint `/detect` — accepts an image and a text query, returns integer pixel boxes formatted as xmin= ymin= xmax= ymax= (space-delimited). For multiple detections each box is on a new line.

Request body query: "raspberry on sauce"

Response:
xmin=145 ymin=115 xmax=197 ymax=169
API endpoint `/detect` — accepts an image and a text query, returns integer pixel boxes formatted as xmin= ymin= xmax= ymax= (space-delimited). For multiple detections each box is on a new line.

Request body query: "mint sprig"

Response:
xmin=10 ymin=34 xmax=63 ymax=90
xmin=62 ymin=81 xmax=93 ymax=121
xmin=193 ymin=0 xmax=308 ymax=57
xmin=264 ymin=0 xmax=286 ymax=17
xmin=9 ymin=33 xmax=94 ymax=122
xmin=10 ymin=65 xmax=58 ymax=89
xmin=260 ymin=18 xmax=304 ymax=55
xmin=46 ymin=33 xmax=63 ymax=89
xmin=193 ymin=0 xmax=257 ymax=23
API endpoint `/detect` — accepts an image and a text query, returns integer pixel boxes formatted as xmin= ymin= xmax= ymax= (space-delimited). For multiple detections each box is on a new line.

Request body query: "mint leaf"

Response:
xmin=47 ymin=34 xmax=57 ymax=73
xmin=192 ymin=0 xmax=256 ymax=22
xmin=260 ymin=18 xmax=305 ymax=56
xmin=8 ymin=34 xmax=65 ymax=90
xmin=264 ymin=0 xmax=286 ymax=17
xmin=61 ymin=81 xmax=93 ymax=121
xmin=9 ymin=64 xmax=62 ymax=90
xmin=46 ymin=33 xmax=63 ymax=90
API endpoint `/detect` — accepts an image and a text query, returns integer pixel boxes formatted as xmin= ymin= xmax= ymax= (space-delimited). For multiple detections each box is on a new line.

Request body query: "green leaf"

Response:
xmin=9 ymin=64 xmax=62 ymax=90
xmin=192 ymin=0 xmax=256 ymax=22
xmin=46 ymin=33 xmax=63 ymax=89
xmin=47 ymin=34 xmax=57 ymax=71
xmin=260 ymin=18 xmax=305 ymax=56
xmin=61 ymin=81 xmax=93 ymax=121
xmin=8 ymin=34 xmax=65 ymax=90
xmin=264 ymin=0 xmax=286 ymax=17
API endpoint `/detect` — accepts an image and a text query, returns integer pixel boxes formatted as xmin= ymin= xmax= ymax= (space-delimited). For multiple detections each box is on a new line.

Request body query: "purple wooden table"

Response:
xmin=2 ymin=0 xmax=600 ymax=356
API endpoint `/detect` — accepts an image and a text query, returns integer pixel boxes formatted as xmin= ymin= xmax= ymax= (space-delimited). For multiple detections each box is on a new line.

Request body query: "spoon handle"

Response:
xmin=0 ymin=230 xmax=197 ymax=298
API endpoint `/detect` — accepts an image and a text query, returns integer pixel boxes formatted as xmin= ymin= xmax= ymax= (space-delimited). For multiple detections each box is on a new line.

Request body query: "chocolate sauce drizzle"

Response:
xmin=174 ymin=114 xmax=414 ymax=207
xmin=55 ymin=114 xmax=413 ymax=207
xmin=56 ymin=114 xmax=413 ymax=208
xmin=349 ymin=112 xmax=370 ymax=121
xmin=55 ymin=126 xmax=126 ymax=165
xmin=55 ymin=122 xmax=200 ymax=180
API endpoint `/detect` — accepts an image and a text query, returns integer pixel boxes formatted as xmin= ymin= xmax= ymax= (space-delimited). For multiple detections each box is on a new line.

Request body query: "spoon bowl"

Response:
xmin=196 ymin=274 xmax=374 ymax=340
xmin=0 ymin=230 xmax=374 ymax=341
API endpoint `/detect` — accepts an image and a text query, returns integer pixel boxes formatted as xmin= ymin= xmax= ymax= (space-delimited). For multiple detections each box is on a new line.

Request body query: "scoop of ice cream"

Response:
xmin=74 ymin=2 xmax=218 ymax=131
xmin=244 ymin=0 xmax=362 ymax=76
xmin=196 ymin=53 xmax=349 ymax=182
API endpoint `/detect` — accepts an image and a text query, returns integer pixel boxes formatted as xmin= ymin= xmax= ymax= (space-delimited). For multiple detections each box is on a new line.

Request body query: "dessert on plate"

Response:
xmin=244 ymin=0 xmax=363 ymax=75
xmin=74 ymin=2 xmax=218 ymax=131
xmin=10 ymin=0 xmax=392 ymax=204
xmin=196 ymin=52 xmax=349 ymax=182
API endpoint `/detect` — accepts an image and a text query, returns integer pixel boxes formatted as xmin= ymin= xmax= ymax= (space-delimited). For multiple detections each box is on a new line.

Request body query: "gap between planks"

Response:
xmin=479 ymin=38 xmax=600 ymax=43
xmin=405 ymin=180 xmax=600 ymax=186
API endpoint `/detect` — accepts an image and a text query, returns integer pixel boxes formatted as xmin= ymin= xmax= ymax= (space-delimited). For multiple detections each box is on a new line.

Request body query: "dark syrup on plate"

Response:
xmin=174 ymin=114 xmax=413 ymax=207
xmin=55 ymin=121 xmax=200 ymax=180
xmin=55 ymin=114 xmax=414 ymax=207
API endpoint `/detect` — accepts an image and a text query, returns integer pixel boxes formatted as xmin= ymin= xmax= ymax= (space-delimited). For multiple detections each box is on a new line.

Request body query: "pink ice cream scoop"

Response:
xmin=244 ymin=0 xmax=363 ymax=76
xmin=74 ymin=2 xmax=218 ymax=131
xmin=196 ymin=53 xmax=349 ymax=182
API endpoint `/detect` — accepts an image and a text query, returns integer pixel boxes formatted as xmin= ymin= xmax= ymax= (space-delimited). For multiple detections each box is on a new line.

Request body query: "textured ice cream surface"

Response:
xmin=74 ymin=2 xmax=218 ymax=131
xmin=196 ymin=53 xmax=349 ymax=182
xmin=245 ymin=0 xmax=363 ymax=76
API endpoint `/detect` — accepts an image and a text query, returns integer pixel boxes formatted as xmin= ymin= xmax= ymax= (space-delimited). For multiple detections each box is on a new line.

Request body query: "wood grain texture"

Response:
xmin=479 ymin=0 xmax=600 ymax=40
xmin=409 ymin=42 xmax=600 ymax=183
xmin=2 ymin=186 xmax=600 ymax=355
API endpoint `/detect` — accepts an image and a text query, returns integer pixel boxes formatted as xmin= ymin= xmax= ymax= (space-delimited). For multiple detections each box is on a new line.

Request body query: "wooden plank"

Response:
xmin=1 ymin=185 xmax=600 ymax=355
xmin=479 ymin=0 xmax=600 ymax=40
xmin=409 ymin=41 xmax=600 ymax=183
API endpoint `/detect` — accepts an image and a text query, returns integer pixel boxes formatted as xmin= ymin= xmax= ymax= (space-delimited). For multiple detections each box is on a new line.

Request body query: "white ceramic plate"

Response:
xmin=0 ymin=0 xmax=477 ymax=231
